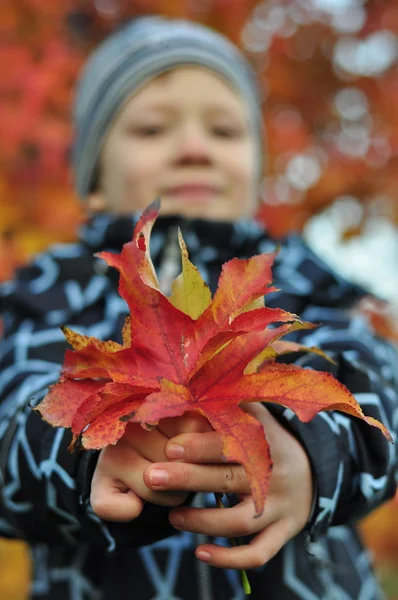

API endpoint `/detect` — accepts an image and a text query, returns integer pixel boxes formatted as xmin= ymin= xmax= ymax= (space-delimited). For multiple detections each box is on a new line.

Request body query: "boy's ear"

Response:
xmin=87 ymin=191 xmax=107 ymax=213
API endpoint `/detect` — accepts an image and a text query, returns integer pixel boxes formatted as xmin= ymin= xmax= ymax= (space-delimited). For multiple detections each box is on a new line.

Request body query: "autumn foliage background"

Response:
xmin=0 ymin=0 xmax=397 ymax=598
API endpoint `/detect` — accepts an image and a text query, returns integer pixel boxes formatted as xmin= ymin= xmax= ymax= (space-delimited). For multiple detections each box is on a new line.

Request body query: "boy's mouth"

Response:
xmin=163 ymin=184 xmax=221 ymax=202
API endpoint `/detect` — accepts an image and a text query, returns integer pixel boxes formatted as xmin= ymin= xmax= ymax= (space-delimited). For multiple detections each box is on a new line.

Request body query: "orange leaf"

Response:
xmin=270 ymin=339 xmax=336 ymax=364
xmin=205 ymin=363 xmax=392 ymax=443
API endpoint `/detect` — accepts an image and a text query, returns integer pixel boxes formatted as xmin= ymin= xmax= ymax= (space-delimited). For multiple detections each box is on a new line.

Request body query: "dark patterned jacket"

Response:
xmin=0 ymin=213 xmax=397 ymax=600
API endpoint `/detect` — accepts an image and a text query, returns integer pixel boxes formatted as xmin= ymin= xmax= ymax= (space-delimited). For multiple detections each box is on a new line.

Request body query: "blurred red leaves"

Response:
xmin=1 ymin=0 xmax=397 ymax=282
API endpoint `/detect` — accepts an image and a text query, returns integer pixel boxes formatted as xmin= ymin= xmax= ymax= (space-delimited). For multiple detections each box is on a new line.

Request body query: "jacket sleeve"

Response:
xmin=0 ymin=262 xmax=180 ymax=551
xmin=267 ymin=235 xmax=398 ymax=541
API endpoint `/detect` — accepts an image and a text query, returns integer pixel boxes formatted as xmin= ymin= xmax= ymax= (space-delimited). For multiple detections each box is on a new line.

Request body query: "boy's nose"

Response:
xmin=174 ymin=128 xmax=212 ymax=165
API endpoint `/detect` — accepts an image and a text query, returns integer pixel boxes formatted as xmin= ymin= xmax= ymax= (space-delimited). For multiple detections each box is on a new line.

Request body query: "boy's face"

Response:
xmin=88 ymin=66 xmax=258 ymax=221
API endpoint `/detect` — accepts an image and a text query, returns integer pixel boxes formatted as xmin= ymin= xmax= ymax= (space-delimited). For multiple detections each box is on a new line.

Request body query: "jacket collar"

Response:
xmin=78 ymin=211 xmax=268 ymax=264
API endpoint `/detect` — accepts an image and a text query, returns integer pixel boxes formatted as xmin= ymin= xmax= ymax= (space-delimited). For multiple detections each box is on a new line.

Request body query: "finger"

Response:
xmin=98 ymin=445 xmax=188 ymax=507
xmin=195 ymin=519 xmax=292 ymax=570
xmin=166 ymin=431 xmax=223 ymax=463
xmin=163 ymin=405 xmax=271 ymax=463
xmin=145 ymin=461 xmax=250 ymax=495
xmin=90 ymin=473 xmax=144 ymax=522
xmin=159 ymin=413 xmax=212 ymax=438
xmin=121 ymin=422 xmax=169 ymax=462
xmin=169 ymin=496 xmax=270 ymax=538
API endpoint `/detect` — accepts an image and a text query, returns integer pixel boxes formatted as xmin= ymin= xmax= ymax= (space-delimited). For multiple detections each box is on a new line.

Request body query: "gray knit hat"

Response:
xmin=73 ymin=15 xmax=263 ymax=199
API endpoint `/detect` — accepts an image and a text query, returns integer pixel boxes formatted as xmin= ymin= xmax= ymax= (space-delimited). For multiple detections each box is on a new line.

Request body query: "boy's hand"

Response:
xmin=144 ymin=403 xmax=313 ymax=570
xmin=90 ymin=414 xmax=211 ymax=522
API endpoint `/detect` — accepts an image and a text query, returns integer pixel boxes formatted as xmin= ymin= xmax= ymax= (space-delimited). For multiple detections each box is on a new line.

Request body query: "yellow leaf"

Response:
xmin=169 ymin=229 xmax=212 ymax=319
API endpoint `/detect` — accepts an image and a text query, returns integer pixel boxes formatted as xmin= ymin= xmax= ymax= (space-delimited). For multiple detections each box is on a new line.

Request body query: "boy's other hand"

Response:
xmin=144 ymin=403 xmax=313 ymax=570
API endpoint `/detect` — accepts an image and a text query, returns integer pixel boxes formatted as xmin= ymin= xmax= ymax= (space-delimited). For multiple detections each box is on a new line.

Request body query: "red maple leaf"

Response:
xmin=36 ymin=201 xmax=392 ymax=516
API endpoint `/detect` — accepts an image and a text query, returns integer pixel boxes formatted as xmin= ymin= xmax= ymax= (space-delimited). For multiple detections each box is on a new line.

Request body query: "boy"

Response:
xmin=1 ymin=16 xmax=397 ymax=600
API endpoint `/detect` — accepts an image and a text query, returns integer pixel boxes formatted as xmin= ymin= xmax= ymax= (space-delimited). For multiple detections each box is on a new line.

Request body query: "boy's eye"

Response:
xmin=129 ymin=125 xmax=166 ymax=136
xmin=212 ymin=125 xmax=243 ymax=139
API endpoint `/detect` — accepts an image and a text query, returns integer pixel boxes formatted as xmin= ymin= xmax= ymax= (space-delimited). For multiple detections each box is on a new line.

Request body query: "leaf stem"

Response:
xmin=214 ymin=493 xmax=251 ymax=595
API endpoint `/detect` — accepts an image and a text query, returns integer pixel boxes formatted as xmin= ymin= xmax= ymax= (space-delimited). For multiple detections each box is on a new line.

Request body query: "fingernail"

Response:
xmin=196 ymin=550 xmax=211 ymax=562
xmin=170 ymin=513 xmax=184 ymax=529
xmin=167 ymin=444 xmax=184 ymax=460
xmin=149 ymin=468 xmax=169 ymax=486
